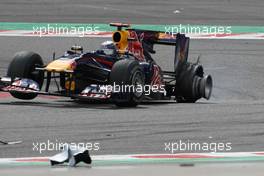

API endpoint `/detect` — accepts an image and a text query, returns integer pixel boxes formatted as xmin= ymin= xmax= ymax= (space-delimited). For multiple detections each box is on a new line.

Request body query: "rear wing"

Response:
xmin=129 ymin=29 xmax=189 ymax=45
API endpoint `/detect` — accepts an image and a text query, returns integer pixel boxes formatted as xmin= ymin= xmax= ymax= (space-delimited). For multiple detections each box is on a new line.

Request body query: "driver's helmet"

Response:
xmin=99 ymin=41 xmax=117 ymax=55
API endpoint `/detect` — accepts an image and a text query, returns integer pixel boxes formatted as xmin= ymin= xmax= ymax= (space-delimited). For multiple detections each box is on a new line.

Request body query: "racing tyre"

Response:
xmin=175 ymin=64 xmax=212 ymax=103
xmin=110 ymin=59 xmax=145 ymax=107
xmin=7 ymin=51 xmax=44 ymax=100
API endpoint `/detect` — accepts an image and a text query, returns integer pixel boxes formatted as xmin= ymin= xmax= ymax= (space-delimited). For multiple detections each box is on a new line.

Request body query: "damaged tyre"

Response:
xmin=175 ymin=64 xmax=213 ymax=103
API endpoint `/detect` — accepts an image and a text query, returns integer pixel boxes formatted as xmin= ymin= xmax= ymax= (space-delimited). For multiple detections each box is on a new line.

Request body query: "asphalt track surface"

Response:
xmin=1 ymin=37 xmax=264 ymax=158
xmin=0 ymin=0 xmax=264 ymax=159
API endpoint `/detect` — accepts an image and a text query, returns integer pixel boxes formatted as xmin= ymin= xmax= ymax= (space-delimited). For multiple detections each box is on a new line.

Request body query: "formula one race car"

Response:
xmin=0 ymin=23 xmax=212 ymax=107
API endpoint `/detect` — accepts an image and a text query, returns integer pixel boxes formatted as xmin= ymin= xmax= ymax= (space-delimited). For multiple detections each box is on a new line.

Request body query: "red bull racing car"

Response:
xmin=0 ymin=23 xmax=213 ymax=107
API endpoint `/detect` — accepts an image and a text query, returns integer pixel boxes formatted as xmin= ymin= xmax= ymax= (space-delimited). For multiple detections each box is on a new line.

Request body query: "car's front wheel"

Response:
xmin=7 ymin=51 xmax=44 ymax=100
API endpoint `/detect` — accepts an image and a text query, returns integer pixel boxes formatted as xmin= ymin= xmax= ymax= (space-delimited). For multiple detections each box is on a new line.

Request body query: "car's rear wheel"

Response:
xmin=7 ymin=51 xmax=44 ymax=100
xmin=110 ymin=59 xmax=145 ymax=107
xmin=175 ymin=64 xmax=213 ymax=103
